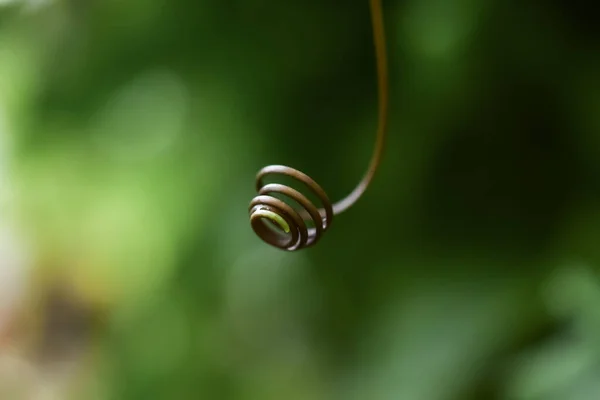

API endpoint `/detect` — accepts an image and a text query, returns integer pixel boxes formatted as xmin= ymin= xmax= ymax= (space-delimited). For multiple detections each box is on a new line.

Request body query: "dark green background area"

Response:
xmin=1 ymin=0 xmax=599 ymax=399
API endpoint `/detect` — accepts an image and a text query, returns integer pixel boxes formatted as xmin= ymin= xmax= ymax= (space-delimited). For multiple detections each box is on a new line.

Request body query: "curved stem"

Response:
xmin=331 ymin=0 xmax=389 ymax=215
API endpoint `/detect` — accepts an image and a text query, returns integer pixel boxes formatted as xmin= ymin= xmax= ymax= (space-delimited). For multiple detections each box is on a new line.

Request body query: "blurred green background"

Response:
xmin=1 ymin=0 xmax=599 ymax=399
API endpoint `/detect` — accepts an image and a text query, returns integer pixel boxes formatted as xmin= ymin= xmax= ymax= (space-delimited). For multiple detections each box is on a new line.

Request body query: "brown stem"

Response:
xmin=333 ymin=0 xmax=389 ymax=215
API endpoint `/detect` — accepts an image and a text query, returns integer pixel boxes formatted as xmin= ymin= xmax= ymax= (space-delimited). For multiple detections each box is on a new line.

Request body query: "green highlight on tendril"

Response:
xmin=255 ymin=208 xmax=290 ymax=233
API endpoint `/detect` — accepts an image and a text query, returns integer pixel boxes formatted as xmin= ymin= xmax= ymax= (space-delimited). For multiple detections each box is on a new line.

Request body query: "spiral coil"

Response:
xmin=249 ymin=165 xmax=334 ymax=251
xmin=249 ymin=0 xmax=388 ymax=251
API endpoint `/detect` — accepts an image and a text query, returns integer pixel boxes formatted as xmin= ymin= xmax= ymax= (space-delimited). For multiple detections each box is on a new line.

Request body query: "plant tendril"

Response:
xmin=249 ymin=0 xmax=389 ymax=251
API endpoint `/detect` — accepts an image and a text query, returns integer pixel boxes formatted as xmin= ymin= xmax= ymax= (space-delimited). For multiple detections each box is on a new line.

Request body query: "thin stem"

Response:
xmin=331 ymin=0 xmax=389 ymax=215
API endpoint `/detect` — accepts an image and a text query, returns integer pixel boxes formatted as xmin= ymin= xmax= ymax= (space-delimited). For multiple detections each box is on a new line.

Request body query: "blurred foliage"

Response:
xmin=0 ymin=0 xmax=599 ymax=399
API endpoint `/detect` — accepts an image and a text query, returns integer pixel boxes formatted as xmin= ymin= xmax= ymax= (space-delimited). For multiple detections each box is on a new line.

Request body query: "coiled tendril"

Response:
xmin=249 ymin=0 xmax=389 ymax=251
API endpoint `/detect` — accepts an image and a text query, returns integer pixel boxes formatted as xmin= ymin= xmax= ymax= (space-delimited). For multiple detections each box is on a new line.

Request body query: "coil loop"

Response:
xmin=249 ymin=165 xmax=334 ymax=251
xmin=249 ymin=0 xmax=388 ymax=251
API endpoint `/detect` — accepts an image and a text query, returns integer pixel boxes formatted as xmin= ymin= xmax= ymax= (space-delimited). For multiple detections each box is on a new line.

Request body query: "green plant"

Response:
xmin=248 ymin=0 xmax=390 ymax=251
